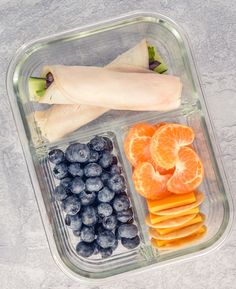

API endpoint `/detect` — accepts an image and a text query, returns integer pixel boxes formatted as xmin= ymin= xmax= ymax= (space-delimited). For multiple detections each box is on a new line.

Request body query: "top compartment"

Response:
xmin=8 ymin=12 xmax=200 ymax=148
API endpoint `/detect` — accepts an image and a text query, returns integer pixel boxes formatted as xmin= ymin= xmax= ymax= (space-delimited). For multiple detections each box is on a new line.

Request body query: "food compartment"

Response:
xmin=10 ymin=12 xmax=197 ymax=147
xmin=33 ymin=130 xmax=155 ymax=279
xmin=119 ymin=108 xmax=231 ymax=258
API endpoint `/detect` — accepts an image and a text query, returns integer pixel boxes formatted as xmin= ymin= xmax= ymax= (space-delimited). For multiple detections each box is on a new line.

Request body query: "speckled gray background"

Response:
xmin=0 ymin=1 xmax=236 ymax=288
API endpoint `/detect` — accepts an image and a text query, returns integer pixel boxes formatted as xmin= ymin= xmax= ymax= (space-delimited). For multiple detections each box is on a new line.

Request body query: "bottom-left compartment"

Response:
xmin=32 ymin=129 xmax=154 ymax=280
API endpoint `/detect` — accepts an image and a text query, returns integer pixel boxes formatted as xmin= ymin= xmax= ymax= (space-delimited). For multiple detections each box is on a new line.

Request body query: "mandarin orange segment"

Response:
xmin=167 ymin=147 xmax=204 ymax=194
xmin=150 ymin=124 xmax=195 ymax=169
xmin=124 ymin=123 xmax=156 ymax=167
xmin=124 ymin=136 xmax=152 ymax=167
xmin=133 ymin=162 xmax=172 ymax=200
xmin=151 ymin=159 xmax=176 ymax=175
xmin=126 ymin=123 xmax=156 ymax=138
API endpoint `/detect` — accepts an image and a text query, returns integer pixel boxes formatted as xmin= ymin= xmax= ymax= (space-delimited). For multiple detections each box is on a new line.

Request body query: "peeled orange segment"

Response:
xmin=157 ymin=191 xmax=204 ymax=216
xmin=148 ymin=207 xmax=200 ymax=224
xmin=156 ymin=213 xmax=204 ymax=235
xmin=151 ymin=225 xmax=207 ymax=250
xmin=150 ymin=123 xmax=195 ymax=169
xmin=167 ymin=147 xmax=204 ymax=194
xmin=153 ymin=122 xmax=174 ymax=175
xmin=124 ymin=123 xmax=156 ymax=167
xmin=147 ymin=213 xmax=197 ymax=229
xmin=126 ymin=123 xmax=156 ymax=138
xmin=149 ymin=221 xmax=204 ymax=240
xmin=133 ymin=162 xmax=172 ymax=200
xmin=124 ymin=136 xmax=152 ymax=167
xmin=151 ymin=160 xmax=176 ymax=175
xmin=147 ymin=191 xmax=196 ymax=213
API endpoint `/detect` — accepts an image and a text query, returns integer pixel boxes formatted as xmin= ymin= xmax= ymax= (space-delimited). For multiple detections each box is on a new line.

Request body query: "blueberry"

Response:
xmin=95 ymin=223 xmax=104 ymax=235
xmin=96 ymin=230 xmax=116 ymax=248
xmin=80 ymin=226 xmax=95 ymax=243
xmin=115 ymin=227 xmax=121 ymax=240
xmin=97 ymin=203 xmax=113 ymax=218
xmin=84 ymin=163 xmax=102 ymax=177
xmin=99 ymin=151 xmax=114 ymax=168
xmin=113 ymin=195 xmax=130 ymax=212
xmin=111 ymin=238 xmax=118 ymax=251
xmin=70 ymin=177 xmax=85 ymax=194
xmin=121 ymin=235 xmax=140 ymax=249
xmin=126 ymin=218 xmax=134 ymax=224
xmin=110 ymin=164 xmax=121 ymax=175
xmin=102 ymin=215 xmax=117 ymax=231
xmin=100 ymin=247 xmax=113 ymax=259
xmin=97 ymin=187 xmax=115 ymax=203
xmin=118 ymin=224 xmax=138 ymax=239
xmin=107 ymin=174 xmax=126 ymax=193
xmin=101 ymin=172 xmax=110 ymax=184
xmin=102 ymin=137 xmax=113 ymax=152
xmin=65 ymin=143 xmax=90 ymax=163
xmin=76 ymin=241 xmax=94 ymax=258
xmin=97 ymin=215 xmax=103 ymax=224
xmin=65 ymin=214 xmax=82 ymax=230
xmin=73 ymin=229 xmax=81 ymax=237
xmin=81 ymin=206 xmax=98 ymax=226
xmin=78 ymin=191 xmax=96 ymax=206
xmin=52 ymin=185 xmax=70 ymax=201
xmin=112 ymin=155 xmax=118 ymax=165
xmin=48 ymin=149 xmax=64 ymax=164
xmin=61 ymin=196 xmax=81 ymax=215
xmin=86 ymin=177 xmax=103 ymax=192
xmin=87 ymin=150 xmax=100 ymax=163
xmin=53 ymin=162 xmax=68 ymax=179
xmin=116 ymin=208 xmax=133 ymax=223
xmin=68 ymin=163 xmax=84 ymax=177
xmin=89 ymin=136 xmax=109 ymax=152
xmin=60 ymin=177 xmax=72 ymax=188
xmin=92 ymin=241 xmax=101 ymax=255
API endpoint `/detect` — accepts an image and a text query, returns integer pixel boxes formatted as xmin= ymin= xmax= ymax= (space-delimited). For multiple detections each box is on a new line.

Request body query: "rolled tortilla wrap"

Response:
xmin=106 ymin=38 xmax=149 ymax=69
xmin=39 ymin=65 xmax=182 ymax=111
xmin=35 ymin=39 xmax=150 ymax=142
xmin=35 ymin=104 xmax=108 ymax=142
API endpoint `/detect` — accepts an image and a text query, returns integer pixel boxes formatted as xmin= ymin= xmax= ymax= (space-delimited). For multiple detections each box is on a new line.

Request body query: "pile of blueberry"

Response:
xmin=48 ymin=136 xmax=140 ymax=259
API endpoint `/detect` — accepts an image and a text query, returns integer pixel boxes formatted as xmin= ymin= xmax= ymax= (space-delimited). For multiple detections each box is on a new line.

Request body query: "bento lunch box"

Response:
xmin=7 ymin=11 xmax=233 ymax=282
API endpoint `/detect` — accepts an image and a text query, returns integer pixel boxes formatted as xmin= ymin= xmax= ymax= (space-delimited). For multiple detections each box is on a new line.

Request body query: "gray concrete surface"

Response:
xmin=0 ymin=1 xmax=236 ymax=288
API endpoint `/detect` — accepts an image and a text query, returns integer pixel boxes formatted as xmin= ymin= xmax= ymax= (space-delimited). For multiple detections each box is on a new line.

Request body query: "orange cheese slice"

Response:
xmin=157 ymin=191 xmax=204 ymax=216
xmin=146 ymin=213 xmax=197 ymax=228
xmin=147 ymin=192 xmax=196 ymax=213
xmin=156 ymin=213 xmax=204 ymax=235
xmin=149 ymin=221 xmax=204 ymax=240
xmin=148 ymin=206 xmax=200 ymax=224
xmin=151 ymin=225 xmax=207 ymax=250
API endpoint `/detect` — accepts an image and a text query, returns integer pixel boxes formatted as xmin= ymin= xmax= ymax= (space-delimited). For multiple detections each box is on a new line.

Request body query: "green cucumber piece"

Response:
xmin=28 ymin=77 xmax=46 ymax=101
xmin=148 ymin=45 xmax=168 ymax=74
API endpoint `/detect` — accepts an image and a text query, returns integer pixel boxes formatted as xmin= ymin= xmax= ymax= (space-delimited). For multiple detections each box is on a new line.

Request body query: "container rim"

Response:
xmin=6 ymin=10 xmax=234 ymax=284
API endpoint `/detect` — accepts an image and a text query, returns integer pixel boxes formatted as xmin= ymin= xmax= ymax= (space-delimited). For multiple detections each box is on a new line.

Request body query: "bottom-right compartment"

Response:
xmin=118 ymin=108 xmax=232 ymax=262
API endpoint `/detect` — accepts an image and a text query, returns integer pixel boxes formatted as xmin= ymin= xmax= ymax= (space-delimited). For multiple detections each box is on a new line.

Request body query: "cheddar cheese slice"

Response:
xmin=148 ymin=206 xmax=200 ymax=224
xmin=151 ymin=225 xmax=207 ymax=250
xmin=156 ymin=213 xmax=204 ymax=235
xmin=147 ymin=192 xmax=196 ymax=213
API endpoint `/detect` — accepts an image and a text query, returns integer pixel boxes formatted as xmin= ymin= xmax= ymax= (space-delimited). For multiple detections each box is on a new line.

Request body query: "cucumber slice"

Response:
xmin=28 ymin=77 xmax=46 ymax=101
xmin=148 ymin=45 xmax=168 ymax=74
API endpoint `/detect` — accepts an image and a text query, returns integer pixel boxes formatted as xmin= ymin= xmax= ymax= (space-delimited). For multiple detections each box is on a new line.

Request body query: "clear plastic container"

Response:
xmin=6 ymin=11 xmax=234 ymax=283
